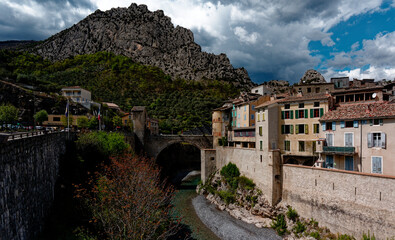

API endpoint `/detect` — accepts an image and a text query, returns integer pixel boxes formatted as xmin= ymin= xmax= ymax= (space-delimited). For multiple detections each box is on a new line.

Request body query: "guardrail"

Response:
xmin=323 ymin=146 xmax=355 ymax=155
xmin=0 ymin=130 xmax=61 ymax=142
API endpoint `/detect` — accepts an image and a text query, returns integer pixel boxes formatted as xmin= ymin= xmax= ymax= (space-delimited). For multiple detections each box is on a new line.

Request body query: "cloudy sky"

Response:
xmin=1 ymin=0 xmax=395 ymax=84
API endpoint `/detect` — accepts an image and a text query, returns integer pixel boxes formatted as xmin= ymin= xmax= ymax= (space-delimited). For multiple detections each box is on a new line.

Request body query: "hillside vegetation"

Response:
xmin=0 ymin=50 xmax=239 ymax=133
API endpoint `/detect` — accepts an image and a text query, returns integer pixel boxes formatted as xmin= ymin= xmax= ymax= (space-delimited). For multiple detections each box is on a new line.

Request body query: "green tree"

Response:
xmin=61 ymin=113 xmax=73 ymax=128
xmin=0 ymin=103 xmax=18 ymax=125
xmin=112 ymin=115 xmax=122 ymax=129
xmin=88 ymin=117 xmax=98 ymax=130
xmin=77 ymin=116 xmax=89 ymax=129
xmin=34 ymin=109 xmax=48 ymax=125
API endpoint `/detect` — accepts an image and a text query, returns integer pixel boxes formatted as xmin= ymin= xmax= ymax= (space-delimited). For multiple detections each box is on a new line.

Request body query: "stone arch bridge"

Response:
xmin=143 ymin=134 xmax=213 ymax=160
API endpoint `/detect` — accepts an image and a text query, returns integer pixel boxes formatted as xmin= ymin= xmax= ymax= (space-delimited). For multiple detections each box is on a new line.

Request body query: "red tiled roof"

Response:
xmin=320 ymin=102 xmax=395 ymax=121
xmin=280 ymin=94 xmax=330 ymax=103
xmin=256 ymin=99 xmax=283 ymax=108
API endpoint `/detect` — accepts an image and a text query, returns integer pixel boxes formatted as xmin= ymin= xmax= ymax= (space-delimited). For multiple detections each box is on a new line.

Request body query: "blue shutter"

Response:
xmin=332 ymin=122 xmax=336 ymax=131
xmin=340 ymin=121 xmax=345 ymax=128
xmin=353 ymin=120 xmax=359 ymax=128
xmin=322 ymin=122 xmax=326 ymax=131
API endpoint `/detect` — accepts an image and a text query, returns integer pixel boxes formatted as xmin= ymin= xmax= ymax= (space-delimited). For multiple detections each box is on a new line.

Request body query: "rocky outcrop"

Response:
xmin=32 ymin=4 xmax=254 ymax=88
xmin=299 ymin=69 xmax=326 ymax=84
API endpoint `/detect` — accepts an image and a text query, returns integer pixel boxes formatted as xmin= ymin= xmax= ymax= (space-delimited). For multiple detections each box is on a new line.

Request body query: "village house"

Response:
xmin=61 ymin=86 xmax=92 ymax=109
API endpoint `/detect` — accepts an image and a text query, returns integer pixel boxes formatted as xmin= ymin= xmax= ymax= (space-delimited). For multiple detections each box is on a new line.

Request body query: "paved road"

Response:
xmin=192 ymin=195 xmax=282 ymax=240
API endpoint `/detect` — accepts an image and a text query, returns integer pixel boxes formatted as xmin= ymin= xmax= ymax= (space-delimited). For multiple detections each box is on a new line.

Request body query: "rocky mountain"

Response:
xmin=32 ymin=4 xmax=254 ymax=88
xmin=299 ymin=69 xmax=326 ymax=84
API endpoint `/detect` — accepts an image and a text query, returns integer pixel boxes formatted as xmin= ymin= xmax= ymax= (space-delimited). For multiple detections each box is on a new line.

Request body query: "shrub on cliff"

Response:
xmin=220 ymin=162 xmax=240 ymax=189
xmin=238 ymin=176 xmax=255 ymax=190
xmin=75 ymin=153 xmax=180 ymax=240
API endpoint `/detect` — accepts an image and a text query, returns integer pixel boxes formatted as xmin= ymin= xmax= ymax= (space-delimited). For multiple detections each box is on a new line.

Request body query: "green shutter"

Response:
xmin=320 ymin=108 xmax=324 ymax=117
xmin=295 ymin=110 xmax=299 ymax=119
xmin=295 ymin=125 xmax=299 ymax=134
xmin=281 ymin=125 xmax=284 ymax=134
xmin=304 ymin=109 xmax=308 ymax=118
xmin=281 ymin=111 xmax=285 ymax=119
xmin=305 ymin=124 xmax=309 ymax=134
xmin=310 ymin=109 xmax=314 ymax=118
xmin=290 ymin=125 xmax=294 ymax=134
xmin=290 ymin=110 xmax=293 ymax=119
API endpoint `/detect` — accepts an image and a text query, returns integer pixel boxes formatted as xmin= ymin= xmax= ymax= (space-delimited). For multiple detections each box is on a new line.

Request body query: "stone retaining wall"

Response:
xmin=282 ymin=164 xmax=395 ymax=239
xmin=0 ymin=132 xmax=67 ymax=240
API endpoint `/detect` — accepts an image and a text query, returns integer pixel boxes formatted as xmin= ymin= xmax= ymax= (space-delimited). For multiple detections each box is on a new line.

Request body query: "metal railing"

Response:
xmin=323 ymin=146 xmax=355 ymax=155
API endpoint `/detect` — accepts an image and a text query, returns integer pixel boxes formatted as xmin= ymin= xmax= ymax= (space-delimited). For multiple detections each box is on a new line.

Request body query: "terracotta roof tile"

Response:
xmin=320 ymin=102 xmax=395 ymax=121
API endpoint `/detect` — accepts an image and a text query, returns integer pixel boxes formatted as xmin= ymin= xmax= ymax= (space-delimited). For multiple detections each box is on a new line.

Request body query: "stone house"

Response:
xmin=319 ymin=102 xmax=395 ymax=175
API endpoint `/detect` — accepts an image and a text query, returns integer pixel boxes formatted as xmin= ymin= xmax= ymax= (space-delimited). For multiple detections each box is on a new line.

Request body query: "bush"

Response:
xmin=310 ymin=231 xmax=321 ymax=240
xmin=293 ymin=221 xmax=306 ymax=234
xmin=238 ymin=176 xmax=255 ymax=190
xmin=337 ymin=234 xmax=355 ymax=240
xmin=218 ymin=190 xmax=236 ymax=205
xmin=220 ymin=162 xmax=240 ymax=189
xmin=286 ymin=206 xmax=299 ymax=222
xmin=309 ymin=218 xmax=319 ymax=228
xmin=362 ymin=231 xmax=376 ymax=240
xmin=271 ymin=214 xmax=287 ymax=236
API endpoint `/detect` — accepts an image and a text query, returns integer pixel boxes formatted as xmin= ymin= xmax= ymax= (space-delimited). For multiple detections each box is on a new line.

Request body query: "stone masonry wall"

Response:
xmin=282 ymin=165 xmax=395 ymax=239
xmin=0 ymin=133 xmax=67 ymax=240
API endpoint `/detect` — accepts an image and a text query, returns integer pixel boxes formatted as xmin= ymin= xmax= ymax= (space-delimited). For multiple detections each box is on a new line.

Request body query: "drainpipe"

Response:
xmin=360 ymin=120 xmax=363 ymax=172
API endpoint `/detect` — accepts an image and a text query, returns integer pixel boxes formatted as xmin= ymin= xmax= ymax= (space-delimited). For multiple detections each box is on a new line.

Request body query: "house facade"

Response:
xmin=61 ymin=86 xmax=92 ymax=109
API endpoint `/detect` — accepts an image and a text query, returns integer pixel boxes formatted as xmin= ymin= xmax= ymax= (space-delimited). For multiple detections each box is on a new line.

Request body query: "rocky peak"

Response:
xmin=299 ymin=69 xmax=326 ymax=84
xmin=32 ymin=4 xmax=254 ymax=88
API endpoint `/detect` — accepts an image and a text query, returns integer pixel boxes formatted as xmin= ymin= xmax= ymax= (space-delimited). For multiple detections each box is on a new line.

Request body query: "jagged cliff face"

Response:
xmin=33 ymin=4 xmax=254 ymax=88
xmin=299 ymin=69 xmax=326 ymax=84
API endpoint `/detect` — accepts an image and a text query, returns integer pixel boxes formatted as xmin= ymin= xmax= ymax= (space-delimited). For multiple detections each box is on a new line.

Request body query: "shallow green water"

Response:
xmin=172 ymin=175 xmax=220 ymax=240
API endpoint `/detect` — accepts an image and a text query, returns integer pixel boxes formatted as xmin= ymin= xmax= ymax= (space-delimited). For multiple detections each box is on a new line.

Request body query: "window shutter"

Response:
xmin=367 ymin=133 xmax=373 ymax=148
xmin=305 ymin=124 xmax=309 ymax=134
xmin=381 ymin=133 xmax=386 ymax=149
xmin=353 ymin=120 xmax=359 ymax=128
xmin=290 ymin=125 xmax=294 ymax=134
xmin=281 ymin=111 xmax=284 ymax=119
xmin=295 ymin=110 xmax=299 ymax=119
xmin=332 ymin=122 xmax=336 ymax=131
xmin=290 ymin=110 xmax=293 ymax=119
xmin=257 ymin=114 xmax=260 ymax=121
xmin=322 ymin=122 xmax=326 ymax=131
xmin=379 ymin=119 xmax=383 ymax=126
xmin=281 ymin=125 xmax=284 ymax=134
xmin=304 ymin=109 xmax=308 ymax=118
xmin=310 ymin=109 xmax=314 ymax=118
xmin=340 ymin=121 xmax=345 ymax=128
xmin=370 ymin=120 xmax=373 ymax=126
xmin=263 ymin=113 xmax=265 ymax=120
xmin=295 ymin=125 xmax=299 ymax=134
xmin=320 ymin=108 xmax=324 ymax=117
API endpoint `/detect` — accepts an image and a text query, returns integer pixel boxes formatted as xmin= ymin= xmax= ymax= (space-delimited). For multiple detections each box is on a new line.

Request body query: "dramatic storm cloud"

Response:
xmin=1 ymin=0 xmax=395 ymax=83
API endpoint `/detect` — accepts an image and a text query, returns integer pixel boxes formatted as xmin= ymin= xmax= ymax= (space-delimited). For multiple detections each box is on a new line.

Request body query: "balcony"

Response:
xmin=323 ymin=146 xmax=355 ymax=155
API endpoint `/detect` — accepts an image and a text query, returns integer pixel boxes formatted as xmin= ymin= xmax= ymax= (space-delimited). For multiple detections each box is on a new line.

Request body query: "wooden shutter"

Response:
xmin=322 ymin=122 xmax=326 ymax=131
xmin=290 ymin=125 xmax=294 ymax=134
xmin=305 ymin=124 xmax=309 ymax=134
xmin=281 ymin=111 xmax=284 ymax=119
xmin=320 ymin=108 xmax=324 ymax=117
xmin=304 ymin=109 xmax=308 ymax=118
xmin=332 ymin=122 xmax=336 ymax=131
xmin=290 ymin=110 xmax=293 ymax=119
xmin=367 ymin=133 xmax=373 ymax=148
xmin=340 ymin=121 xmax=345 ymax=128
xmin=381 ymin=133 xmax=386 ymax=149
xmin=295 ymin=125 xmax=299 ymax=134
xmin=310 ymin=109 xmax=314 ymax=118
xmin=353 ymin=120 xmax=359 ymax=128
xmin=262 ymin=113 xmax=265 ymax=120
xmin=295 ymin=110 xmax=299 ymax=119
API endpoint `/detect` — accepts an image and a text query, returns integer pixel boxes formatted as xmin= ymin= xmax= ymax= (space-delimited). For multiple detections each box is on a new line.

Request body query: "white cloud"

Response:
xmin=233 ymin=26 xmax=260 ymax=44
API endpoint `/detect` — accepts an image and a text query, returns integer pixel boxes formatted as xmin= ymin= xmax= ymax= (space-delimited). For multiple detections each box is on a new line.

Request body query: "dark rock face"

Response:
xmin=33 ymin=4 xmax=254 ymax=88
xmin=299 ymin=69 xmax=326 ymax=84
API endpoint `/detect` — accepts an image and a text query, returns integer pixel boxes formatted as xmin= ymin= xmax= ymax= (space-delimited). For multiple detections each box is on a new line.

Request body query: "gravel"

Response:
xmin=192 ymin=195 xmax=282 ymax=240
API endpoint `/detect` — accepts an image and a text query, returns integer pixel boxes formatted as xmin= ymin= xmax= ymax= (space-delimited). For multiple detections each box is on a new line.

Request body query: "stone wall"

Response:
xmin=0 ymin=133 xmax=67 ymax=240
xmin=215 ymin=147 xmax=282 ymax=205
xmin=201 ymin=149 xmax=216 ymax=183
xmin=282 ymin=164 xmax=395 ymax=239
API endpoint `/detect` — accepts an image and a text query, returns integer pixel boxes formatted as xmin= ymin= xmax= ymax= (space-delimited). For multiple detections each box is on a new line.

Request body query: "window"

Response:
xmin=345 ymin=121 xmax=353 ymax=128
xmin=255 ymin=90 xmax=259 ymax=93
xmin=257 ymin=114 xmax=260 ymax=122
xmin=336 ymin=95 xmax=345 ymax=103
xmin=315 ymin=87 xmax=320 ymax=93
xmin=299 ymin=103 xmax=304 ymax=108
xmin=296 ymin=124 xmax=305 ymax=134
xmin=326 ymin=133 xmax=333 ymax=146
xmin=368 ymin=132 xmax=386 ymax=148
xmin=326 ymin=122 xmax=333 ymax=130
xmin=372 ymin=119 xmax=382 ymax=126
xmin=244 ymin=106 xmax=246 ymax=111
xmin=313 ymin=124 xmax=320 ymax=133
xmin=281 ymin=110 xmax=293 ymax=119
xmin=298 ymin=110 xmax=305 ymax=118
xmin=284 ymin=140 xmax=290 ymax=151
xmin=285 ymin=104 xmax=290 ymax=109
xmin=281 ymin=125 xmax=293 ymax=134
xmin=53 ymin=117 xmax=61 ymax=122
xmin=244 ymin=114 xmax=246 ymax=120
xmin=314 ymin=102 xmax=320 ymax=107
xmin=313 ymin=109 xmax=320 ymax=118
xmin=260 ymin=141 xmax=263 ymax=150
xmin=355 ymin=94 xmax=364 ymax=101
xmin=344 ymin=133 xmax=353 ymax=147
xmin=259 ymin=126 xmax=262 ymax=136
xmin=325 ymin=156 xmax=334 ymax=168
xmin=252 ymin=105 xmax=255 ymax=110
xmin=371 ymin=156 xmax=382 ymax=174
xmin=345 ymin=156 xmax=354 ymax=171
xmin=238 ymin=114 xmax=240 ymax=119
xmin=345 ymin=95 xmax=354 ymax=102
xmin=251 ymin=114 xmax=254 ymax=120
xmin=307 ymin=87 xmax=311 ymax=93
xmin=298 ymin=141 xmax=305 ymax=152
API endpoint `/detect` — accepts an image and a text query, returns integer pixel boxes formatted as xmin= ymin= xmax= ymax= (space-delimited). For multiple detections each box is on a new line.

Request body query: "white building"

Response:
xmin=61 ymin=86 xmax=92 ymax=109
